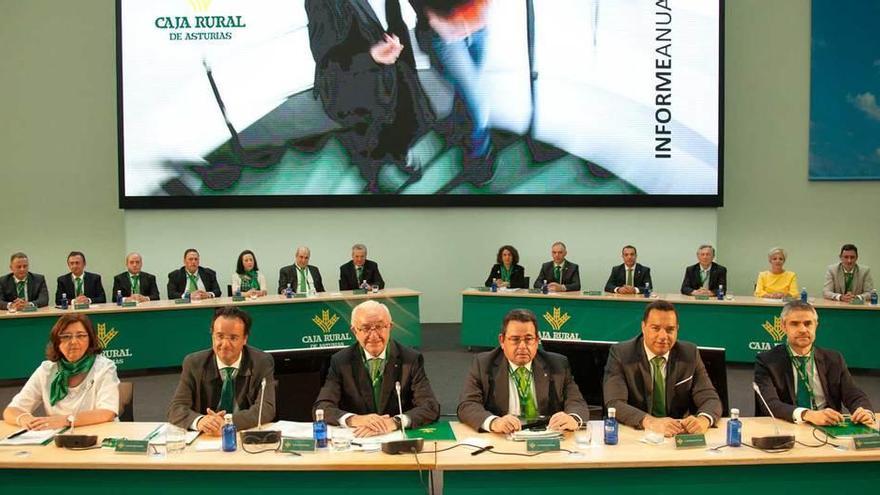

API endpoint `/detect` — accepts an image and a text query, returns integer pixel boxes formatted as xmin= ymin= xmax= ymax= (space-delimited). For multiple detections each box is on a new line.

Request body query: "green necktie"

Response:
xmin=218 ymin=367 xmax=236 ymax=413
xmin=131 ymin=275 xmax=140 ymax=294
xmin=297 ymin=267 xmax=308 ymax=293
xmin=700 ymin=269 xmax=708 ymax=287
xmin=650 ymin=356 xmax=667 ymax=417
xmin=626 ymin=269 xmax=634 ymax=287
xmin=16 ymin=281 xmax=25 ymax=299
xmin=844 ymin=272 xmax=854 ymax=294
xmin=187 ymin=273 xmax=198 ymax=293
xmin=795 ymin=356 xmax=813 ymax=409
xmin=367 ymin=358 xmax=384 ymax=411
xmin=513 ymin=367 xmax=539 ymax=420
xmin=554 ymin=265 xmax=562 ymax=283
xmin=75 ymin=277 xmax=84 ymax=297
xmin=356 ymin=266 xmax=364 ymax=284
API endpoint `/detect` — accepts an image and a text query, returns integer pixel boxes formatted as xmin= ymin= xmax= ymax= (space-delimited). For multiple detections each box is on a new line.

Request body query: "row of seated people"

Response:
xmin=0 ymin=244 xmax=386 ymax=311
xmin=4 ymin=300 xmax=874 ymax=438
xmin=486 ymin=242 xmax=874 ymax=301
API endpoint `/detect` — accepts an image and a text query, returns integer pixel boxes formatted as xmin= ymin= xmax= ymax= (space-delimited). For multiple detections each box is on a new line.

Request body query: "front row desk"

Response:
xmin=0 ymin=289 xmax=422 ymax=382
xmin=2 ymin=419 xmax=880 ymax=495
xmin=461 ymin=289 xmax=880 ymax=369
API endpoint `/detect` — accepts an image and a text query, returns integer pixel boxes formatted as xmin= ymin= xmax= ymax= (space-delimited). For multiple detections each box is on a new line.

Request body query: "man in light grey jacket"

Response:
xmin=823 ymin=244 xmax=873 ymax=303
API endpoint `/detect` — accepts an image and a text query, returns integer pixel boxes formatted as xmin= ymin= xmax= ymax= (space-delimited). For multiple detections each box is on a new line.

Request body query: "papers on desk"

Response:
xmin=508 ymin=429 xmax=563 ymax=442
xmin=0 ymin=428 xmax=65 ymax=446
xmin=272 ymin=421 xmax=314 ymax=439
xmin=270 ymin=420 xmax=404 ymax=450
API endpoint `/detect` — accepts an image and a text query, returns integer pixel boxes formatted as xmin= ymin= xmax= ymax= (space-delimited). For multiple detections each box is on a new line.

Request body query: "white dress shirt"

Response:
xmin=367 ymin=0 xmax=389 ymax=30
xmin=9 ymin=355 xmax=120 ymax=418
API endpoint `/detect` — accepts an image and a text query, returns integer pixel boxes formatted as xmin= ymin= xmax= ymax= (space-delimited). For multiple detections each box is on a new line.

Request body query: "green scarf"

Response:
xmin=241 ymin=270 xmax=260 ymax=291
xmin=50 ymin=354 xmax=96 ymax=406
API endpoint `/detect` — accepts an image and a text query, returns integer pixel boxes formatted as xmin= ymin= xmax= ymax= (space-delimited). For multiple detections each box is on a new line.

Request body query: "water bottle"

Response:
xmin=871 ymin=289 xmax=878 ymax=306
xmin=360 ymin=279 xmax=370 ymax=291
xmin=221 ymin=414 xmax=237 ymax=452
xmin=643 ymin=282 xmax=651 ymax=298
xmin=541 ymin=279 xmax=549 ymax=295
xmin=800 ymin=287 xmax=808 ymax=303
xmin=234 ymin=288 xmax=242 ymax=298
xmin=285 ymin=283 xmax=293 ymax=299
xmin=604 ymin=407 xmax=618 ymax=445
xmin=490 ymin=279 xmax=498 ymax=292
xmin=726 ymin=408 xmax=742 ymax=447
xmin=61 ymin=293 xmax=69 ymax=310
xmin=313 ymin=409 xmax=328 ymax=448
xmin=116 ymin=290 xmax=123 ymax=306
xmin=716 ymin=284 xmax=725 ymax=300
xmin=182 ymin=290 xmax=190 ymax=300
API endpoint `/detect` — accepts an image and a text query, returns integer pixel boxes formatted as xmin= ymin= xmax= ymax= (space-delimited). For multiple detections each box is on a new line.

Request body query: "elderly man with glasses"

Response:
xmin=457 ymin=308 xmax=589 ymax=434
xmin=313 ymin=300 xmax=440 ymax=437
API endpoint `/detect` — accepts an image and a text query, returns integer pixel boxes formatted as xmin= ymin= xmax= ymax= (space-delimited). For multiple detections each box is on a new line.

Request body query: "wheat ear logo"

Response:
xmin=312 ymin=310 xmax=340 ymax=334
xmin=188 ymin=0 xmax=212 ymax=13
xmin=542 ymin=307 xmax=571 ymax=331
xmin=762 ymin=317 xmax=786 ymax=342
xmin=97 ymin=323 xmax=119 ymax=348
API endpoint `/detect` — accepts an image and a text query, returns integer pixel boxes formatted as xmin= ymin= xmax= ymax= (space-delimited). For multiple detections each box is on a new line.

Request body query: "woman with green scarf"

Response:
xmin=3 ymin=314 xmax=119 ymax=430
xmin=232 ymin=250 xmax=268 ymax=298
xmin=485 ymin=245 xmax=527 ymax=289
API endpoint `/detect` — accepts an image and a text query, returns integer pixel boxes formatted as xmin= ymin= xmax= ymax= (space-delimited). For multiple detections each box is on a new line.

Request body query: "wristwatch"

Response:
xmin=67 ymin=414 xmax=76 ymax=427
xmin=392 ymin=416 xmax=403 ymax=430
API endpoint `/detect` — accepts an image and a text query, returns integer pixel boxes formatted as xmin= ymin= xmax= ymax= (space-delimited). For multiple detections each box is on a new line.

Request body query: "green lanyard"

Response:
xmin=499 ymin=265 xmax=512 ymax=282
xmin=787 ymin=346 xmax=816 ymax=409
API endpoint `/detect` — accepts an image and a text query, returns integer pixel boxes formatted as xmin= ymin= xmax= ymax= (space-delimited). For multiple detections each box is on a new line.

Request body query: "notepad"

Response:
xmin=0 ymin=428 xmax=65 ymax=446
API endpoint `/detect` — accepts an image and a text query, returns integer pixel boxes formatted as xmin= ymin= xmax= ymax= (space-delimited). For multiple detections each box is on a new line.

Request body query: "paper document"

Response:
xmin=0 ymin=428 xmax=64 ymax=446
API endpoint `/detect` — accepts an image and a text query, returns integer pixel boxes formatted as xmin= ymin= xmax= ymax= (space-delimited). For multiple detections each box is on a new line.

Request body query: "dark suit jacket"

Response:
xmin=484 ymin=264 xmax=527 ymax=289
xmin=457 ymin=348 xmax=590 ymax=431
xmin=680 ymin=262 xmax=727 ymax=295
xmin=313 ymin=341 xmax=440 ymax=428
xmin=167 ymin=345 xmax=276 ymax=431
xmin=604 ymin=263 xmax=653 ymax=293
xmin=111 ymin=271 xmax=161 ymax=301
xmin=55 ymin=272 xmax=106 ymax=305
xmin=603 ymin=336 xmax=722 ymax=428
xmin=0 ymin=272 xmax=49 ymax=309
xmin=533 ymin=261 xmax=581 ymax=291
xmin=754 ymin=345 xmax=872 ymax=422
xmin=278 ymin=264 xmax=325 ymax=293
xmin=339 ymin=259 xmax=385 ymax=291
xmin=166 ymin=267 xmax=222 ymax=300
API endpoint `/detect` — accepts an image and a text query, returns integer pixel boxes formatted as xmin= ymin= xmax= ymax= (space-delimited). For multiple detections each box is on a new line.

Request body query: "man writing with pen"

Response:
xmin=167 ymin=306 xmax=275 ymax=435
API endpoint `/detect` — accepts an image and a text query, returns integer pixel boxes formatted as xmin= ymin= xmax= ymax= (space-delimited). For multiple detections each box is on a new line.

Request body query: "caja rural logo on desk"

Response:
xmin=303 ymin=309 xmax=353 ymax=347
xmin=748 ymin=317 xmax=786 ymax=351
xmin=96 ymin=323 xmax=134 ymax=365
xmin=540 ymin=307 xmax=581 ymax=341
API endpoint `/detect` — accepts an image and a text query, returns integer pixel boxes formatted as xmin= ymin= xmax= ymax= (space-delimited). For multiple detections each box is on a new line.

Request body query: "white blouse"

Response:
xmin=8 ymin=354 xmax=120 ymax=418
xmin=231 ymin=270 xmax=267 ymax=294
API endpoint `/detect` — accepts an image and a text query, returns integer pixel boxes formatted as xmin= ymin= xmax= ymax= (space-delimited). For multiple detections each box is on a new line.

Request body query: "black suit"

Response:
xmin=680 ymin=262 xmax=727 ymax=295
xmin=166 ymin=267 xmax=222 ymax=300
xmin=55 ymin=272 xmax=106 ymax=305
xmin=339 ymin=259 xmax=385 ymax=291
xmin=314 ymin=340 xmax=440 ymax=428
xmin=484 ymin=264 xmax=527 ymax=289
xmin=603 ymin=336 xmax=722 ymax=428
xmin=278 ymin=264 xmax=325 ymax=293
xmin=754 ymin=345 xmax=872 ymax=422
xmin=604 ymin=263 xmax=653 ymax=293
xmin=111 ymin=271 xmax=161 ymax=301
xmin=533 ymin=261 xmax=581 ymax=291
xmin=0 ymin=272 xmax=49 ymax=309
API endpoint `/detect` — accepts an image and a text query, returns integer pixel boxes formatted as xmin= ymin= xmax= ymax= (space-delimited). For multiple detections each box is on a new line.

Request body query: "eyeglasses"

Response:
xmin=213 ymin=334 xmax=243 ymax=343
xmin=58 ymin=333 xmax=89 ymax=343
xmin=505 ymin=336 xmax=538 ymax=346
xmin=355 ymin=323 xmax=390 ymax=335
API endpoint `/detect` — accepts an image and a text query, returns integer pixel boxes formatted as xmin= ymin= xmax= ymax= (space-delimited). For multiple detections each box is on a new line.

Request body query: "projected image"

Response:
xmin=119 ymin=0 xmax=721 ymax=206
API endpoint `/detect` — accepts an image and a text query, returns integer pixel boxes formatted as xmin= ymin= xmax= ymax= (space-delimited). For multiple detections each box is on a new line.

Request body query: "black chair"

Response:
xmin=268 ymin=347 xmax=341 ymax=421
xmin=226 ymin=284 xmax=233 ymax=297
xmin=118 ymin=382 xmax=134 ymax=422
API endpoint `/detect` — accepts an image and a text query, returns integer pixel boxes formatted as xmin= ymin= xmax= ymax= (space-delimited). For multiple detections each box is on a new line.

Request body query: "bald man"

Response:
xmin=112 ymin=252 xmax=161 ymax=302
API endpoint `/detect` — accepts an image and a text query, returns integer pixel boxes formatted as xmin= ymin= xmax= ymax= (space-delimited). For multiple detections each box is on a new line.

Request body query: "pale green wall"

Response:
xmin=2 ymin=1 xmax=877 ymax=323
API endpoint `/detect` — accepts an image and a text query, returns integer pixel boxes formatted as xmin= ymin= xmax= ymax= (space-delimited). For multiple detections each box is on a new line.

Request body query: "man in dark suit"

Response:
xmin=0 ymin=252 xmax=49 ymax=310
xmin=604 ymin=245 xmax=652 ymax=294
xmin=533 ymin=241 xmax=581 ymax=292
xmin=167 ymin=248 xmax=222 ymax=300
xmin=457 ymin=308 xmax=589 ymax=433
xmin=111 ymin=252 xmax=160 ymax=302
xmin=55 ymin=251 xmax=106 ymax=305
xmin=167 ymin=306 xmax=275 ymax=434
xmin=339 ymin=243 xmax=385 ymax=291
xmin=278 ymin=246 xmax=325 ymax=294
xmin=754 ymin=300 xmax=874 ymax=426
xmin=305 ymin=0 xmax=434 ymax=193
xmin=603 ymin=300 xmax=721 ymax=436
xmin=680 ymin=244 xmax=728 ymax=296
xmin=314 ymin=300 xmax=439 ymax=436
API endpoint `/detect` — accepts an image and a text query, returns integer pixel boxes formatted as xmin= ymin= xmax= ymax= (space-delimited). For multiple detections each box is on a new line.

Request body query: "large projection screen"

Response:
xmin=117 ymin=0 xmax=723 ymax=208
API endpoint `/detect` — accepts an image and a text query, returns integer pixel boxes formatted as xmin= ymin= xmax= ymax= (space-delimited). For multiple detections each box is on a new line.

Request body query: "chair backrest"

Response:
xmin=226 ymin=284 xmax=233 ymax=297
xmin=523 ymin=276 xmax=530 ymax=288
xmin=118 ymin=381 xmax=134 ymax=421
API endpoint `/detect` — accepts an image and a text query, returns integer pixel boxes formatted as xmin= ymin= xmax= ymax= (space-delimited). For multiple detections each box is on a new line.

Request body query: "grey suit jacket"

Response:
xmin=0 ymin=272 xmax=49 ymax=309
xmin=603 ymin=336 xmax=722 ymax=428
xmin=457 ymin=348 xmax=590 ymax=431
xmin=313 ymin=340 xmax=440 ymax=428
xmin=823 ymin=263 xmax=873 ymax=300
xmin=167 ymin=345 xmax=276 ymax=431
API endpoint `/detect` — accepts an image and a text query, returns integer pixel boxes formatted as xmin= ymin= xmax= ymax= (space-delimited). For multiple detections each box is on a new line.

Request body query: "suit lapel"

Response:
xmin=635 ymin=339 xmax=654 ymax=408
xmin=349 ymin=0 xmax=383 ymax=32
xmin=234 ymin=348 xmax=252 ymax=409
xmin=532 ymin=354 xmax=550 ymax=415
xmin=378 ymin=342 xmax=400 ymax=414
xmin=349 ymin=345 xmax=376 ymax=412
xmin=665 ymin=346 xmax=680 ymax=410
xmin=492 ymin=353 xmax=510 ymax=415
xmin=813 ymin=348 xmax=831 ymax=408
xmin=205 ymin=354 xmax=223 ymax=411
xmin=121 ymin=274 xmax=132 ymax=295
xmin=779 ymin=348 xmax=797 ymax=404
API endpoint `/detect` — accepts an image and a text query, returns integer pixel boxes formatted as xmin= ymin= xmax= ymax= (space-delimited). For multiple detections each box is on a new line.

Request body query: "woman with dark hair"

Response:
xmin=484 ymin=245 xmax=527 ymax=289
xmin=232 ymin=250 xmax=267 ymax=298
xmin=3 ymin=314 xmax=119 ymax=430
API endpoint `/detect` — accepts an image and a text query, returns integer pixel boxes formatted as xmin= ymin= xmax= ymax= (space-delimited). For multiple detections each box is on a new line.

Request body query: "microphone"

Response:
xmin=242 ymin=377 xmax=280 ymax=445
xmin=750 ymin=382 xmax=795 ymax=450
xmin=381 ymin=380 xmax=424 ymax=455
xmin=55 ymin=378 xmax=99 ymax=448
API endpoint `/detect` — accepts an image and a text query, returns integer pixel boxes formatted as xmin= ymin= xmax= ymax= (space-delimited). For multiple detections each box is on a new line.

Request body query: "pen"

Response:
xmin=471 ymin=445 xmax=494 ymax=456
xmin=5 ymin=429 xmax=28 ymax=440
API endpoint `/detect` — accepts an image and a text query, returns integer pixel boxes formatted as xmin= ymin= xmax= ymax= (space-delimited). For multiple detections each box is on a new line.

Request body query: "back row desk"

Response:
xmin=2 ymin=419 xmax=879 ymax=494
xmin=461 ymin=289 xmax=880 ymax=369
xmin=0 ymin=288 xmax=421 ymax=381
